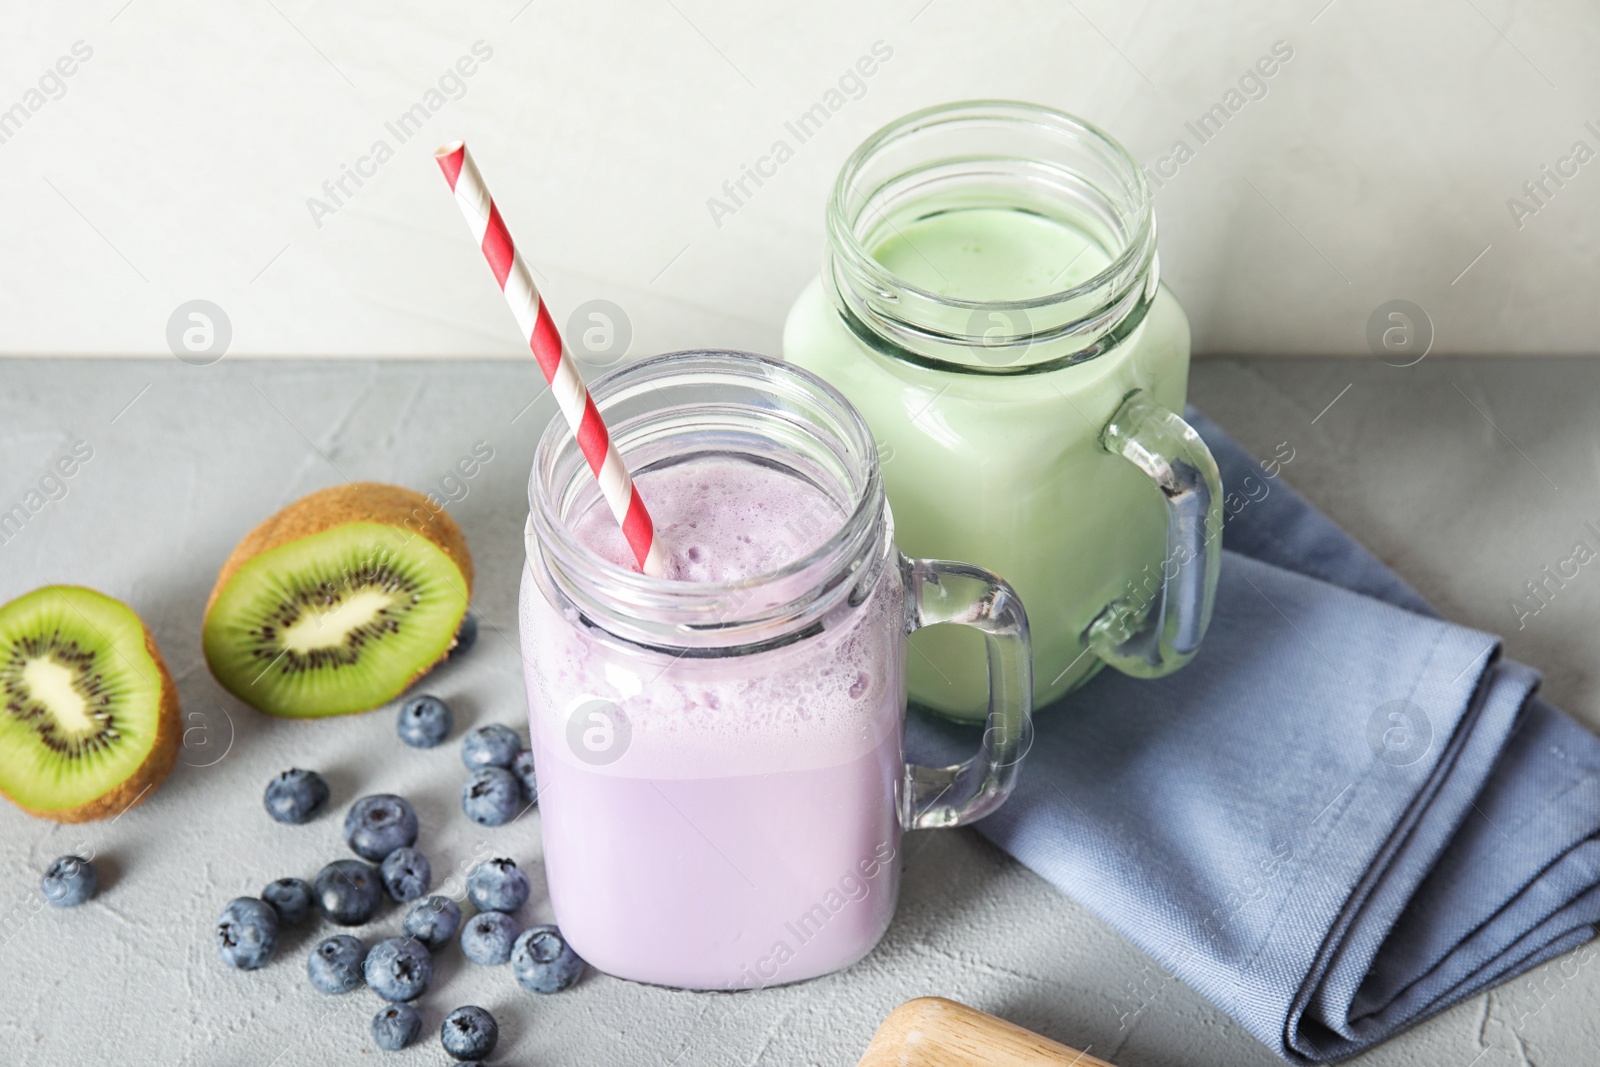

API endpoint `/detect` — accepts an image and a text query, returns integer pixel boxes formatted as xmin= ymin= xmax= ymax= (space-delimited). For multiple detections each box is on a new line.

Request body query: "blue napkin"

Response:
xmin=906 ymin=411 xmax=1600 ymax=1063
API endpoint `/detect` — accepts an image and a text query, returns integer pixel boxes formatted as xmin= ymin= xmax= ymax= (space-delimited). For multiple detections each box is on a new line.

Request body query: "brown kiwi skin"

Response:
xmin=18 ymin=598 xmax=182 ymax=823
xmin=202 ymin=483 xmax=475 ymax=709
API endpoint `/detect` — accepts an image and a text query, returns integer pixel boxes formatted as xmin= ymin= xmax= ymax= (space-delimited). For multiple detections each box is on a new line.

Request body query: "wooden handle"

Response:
xmin=857 ymin=997 xmax=1117 ymax=1066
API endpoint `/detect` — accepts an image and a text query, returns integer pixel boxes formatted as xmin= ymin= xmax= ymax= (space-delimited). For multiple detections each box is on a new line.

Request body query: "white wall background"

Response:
xmin=1 ymin=0 xmax=1596 ymax=359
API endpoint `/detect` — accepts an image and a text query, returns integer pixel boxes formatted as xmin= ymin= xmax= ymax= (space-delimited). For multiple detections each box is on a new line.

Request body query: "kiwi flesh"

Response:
xmin=202 ymin=483 xmax=473 ymax=718
xmin=0 ymin=585 xmax=180 ymax=822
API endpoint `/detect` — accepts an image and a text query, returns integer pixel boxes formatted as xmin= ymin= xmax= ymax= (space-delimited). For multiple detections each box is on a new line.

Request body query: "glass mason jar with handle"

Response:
xmin=783 ymin=100 xmax=1223 ymax=721
xmin=519 ymin=350 xmax=1032 ymax=989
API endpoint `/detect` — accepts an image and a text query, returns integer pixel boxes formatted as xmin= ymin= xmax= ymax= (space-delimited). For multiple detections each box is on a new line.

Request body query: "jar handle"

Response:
xmin=901 ymin=557 xmax=1033 ymax=829
xmin=1086 ymin=390 xmax=1224 ymax=678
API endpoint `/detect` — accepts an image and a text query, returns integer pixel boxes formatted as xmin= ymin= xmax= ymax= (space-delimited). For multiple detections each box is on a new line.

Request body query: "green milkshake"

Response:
xmin=872 ymin=207 xmax=1110 ymax=303
xmin=783 ymin=102 xmax=1218 ymax=721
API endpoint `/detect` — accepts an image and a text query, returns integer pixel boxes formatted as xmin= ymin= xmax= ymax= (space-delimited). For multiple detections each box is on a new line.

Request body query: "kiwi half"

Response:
xmin=0 ymin=585 xmax=180 ymax=822
xmin=203 ymin=483 xmax=473 ymax=718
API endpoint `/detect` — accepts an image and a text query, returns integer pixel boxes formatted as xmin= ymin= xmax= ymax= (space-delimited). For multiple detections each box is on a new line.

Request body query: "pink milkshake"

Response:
xmin=521 ymin=456 xmax=905 ymax=989
xmin=520 ymin=350 xmax=1033 ymax=991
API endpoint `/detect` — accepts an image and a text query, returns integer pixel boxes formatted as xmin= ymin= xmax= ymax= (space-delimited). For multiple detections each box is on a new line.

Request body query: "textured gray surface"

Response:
xmin=0 ymin=356 xmax=1595 ymax=1066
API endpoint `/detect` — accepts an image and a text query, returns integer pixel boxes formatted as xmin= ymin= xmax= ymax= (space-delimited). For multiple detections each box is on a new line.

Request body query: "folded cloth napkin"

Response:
xmin=906 ymin=411 xmax=1600 ymax=1063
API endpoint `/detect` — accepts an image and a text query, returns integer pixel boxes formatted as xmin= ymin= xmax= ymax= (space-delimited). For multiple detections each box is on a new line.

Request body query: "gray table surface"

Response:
xmin=1 ymin=356 xmax=1595 ymax=1066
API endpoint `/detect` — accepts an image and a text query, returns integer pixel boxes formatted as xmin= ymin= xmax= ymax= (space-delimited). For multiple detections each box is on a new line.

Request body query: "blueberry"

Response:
xmin=448 ymin=612 xmax=479 ymax=659
xmin=510 ymin=748 xmax=538 ymax=804
xmin=397 ymin=694 xmax=453 ymax=748
xmin=363 ymin=936 xmax=433 ymax=1002
xmin=264 ymin=768 xmax=330 ymax=824
xmin=461 ymin=767 xmax=522 ymax=826
xmin=371 ymin=1001 xmax=422 ymax=1051
xmin=40 ymin=855 xmax=97 ymax=907
xmin=441 ymin=1005 xmax=498 ymax=1061
xmin=314 ymin=859 xmax=383 ymax=925
xmin=379 ymin=847 xmax=431 ymax=903
xmin=261 ymin=877 xmax=314 ymax=924
xmin=403 ymin=895 xmax=461 ymax=950
xmin=307 ymin=934 xmax=367 ymax=994
xmin=343 ymin=795 xmax=419 ymax=861
xmin=511 ymin=924 xmax=586 ymax=993
xmin=466 ymin=857 xmax=530 ymax=914
xmin=216 ymin=897 xmax=278 ymax=970
xmin=459 ymin=910 xmax=518 ymax=965
xmin=460 ymin=723 xmax=521 ymax=771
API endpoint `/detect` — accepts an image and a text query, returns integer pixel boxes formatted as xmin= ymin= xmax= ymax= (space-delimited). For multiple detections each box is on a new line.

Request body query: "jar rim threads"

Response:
xmin=526 ymin=350 xmax=893 ymax=654
xmin=824 ymin=100 xmax=1159 ymax=374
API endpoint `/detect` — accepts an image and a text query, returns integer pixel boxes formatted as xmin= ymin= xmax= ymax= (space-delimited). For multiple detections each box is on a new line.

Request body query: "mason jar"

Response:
xmin=783 ymin=100 xmax=1223 ymax=721
xmin=519 ymin=350 xmax=1032 ymax=989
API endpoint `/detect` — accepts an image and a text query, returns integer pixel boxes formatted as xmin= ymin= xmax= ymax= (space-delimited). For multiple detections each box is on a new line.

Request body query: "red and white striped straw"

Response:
xmin=434 ymin=140 xmax=665 ymax=577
